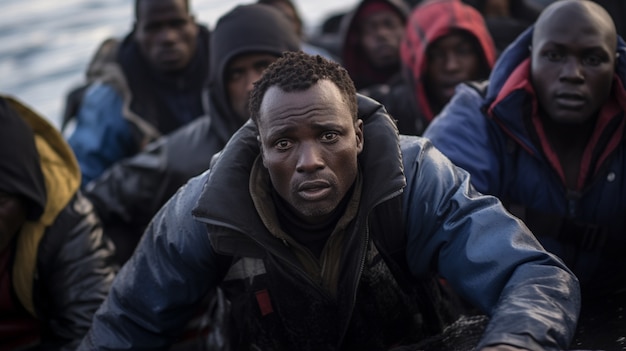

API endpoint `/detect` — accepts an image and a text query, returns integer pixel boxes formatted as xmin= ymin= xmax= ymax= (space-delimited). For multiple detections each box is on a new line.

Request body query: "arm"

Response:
xmin=401 ymin=138 xmax=579 ymax=350
xmin=67 ymin=82 xmax=136 ymax=186
xmin=423 ymin=83 xmax=504 ymax=195
xmin=84 ymin=117 xmax=214 ymax=228
xmin=35 ymin=192 xmax=117 ymax=351
xmin=78 ymin=173 xmax=220 ymax=351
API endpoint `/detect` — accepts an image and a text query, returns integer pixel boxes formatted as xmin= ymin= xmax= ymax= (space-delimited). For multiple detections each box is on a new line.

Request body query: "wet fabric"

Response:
xmin=423 ymin=26 xmax=626 ymax=350
xmin=0 ymin=95 xmax=116 ymax=350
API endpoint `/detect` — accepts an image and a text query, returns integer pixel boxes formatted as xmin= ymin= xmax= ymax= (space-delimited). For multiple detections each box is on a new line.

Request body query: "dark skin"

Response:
xmin=258 ymin=80 xmax=364 ymax=225
xmin=134 ymin=0 xmax=199 ymax=72
xmin=358 ymin=9 xmax=405 ymax=69
xmin=425 ymin=30 xmax=485 ymax=114
xmin=531 ymin=0 xmax=617 ymax=189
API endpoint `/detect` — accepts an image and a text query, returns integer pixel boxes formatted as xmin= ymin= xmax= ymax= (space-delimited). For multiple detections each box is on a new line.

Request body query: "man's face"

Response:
xmin=226 ymin=53 xmax=278 ymax=122
xmin=0 ymin=192 xmax=26 ymax=251
xmin=531 ymin=6 xmax=616 ymax=124
xmin=426 ymin=32 xmax=483 ymax=108
xmin=359 ymin=10 xmax=404 ymax=69
xmin=134 ymin=0 xmax=198 ymax=72
xmin=258 ymin=80 xmax=364 ymax=224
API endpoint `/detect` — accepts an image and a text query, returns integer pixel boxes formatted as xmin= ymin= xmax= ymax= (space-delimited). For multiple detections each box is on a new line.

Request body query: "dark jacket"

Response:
xmin=424 ymin=26 xmax=626 ymax=297
xmin=66 ymin=25 xmax=210 ymax=186
xmin=339 ymin=0 xmax=410 ymax=90
xmin=0 ymin=96 xmax=116 ymax=351
xmin=363 ymin=0 xmax=496 ymax=135
xmin=83 ymin=4 xmax=301 ymax=264
xmin=78 ymin=96 xmax=579 ymax=351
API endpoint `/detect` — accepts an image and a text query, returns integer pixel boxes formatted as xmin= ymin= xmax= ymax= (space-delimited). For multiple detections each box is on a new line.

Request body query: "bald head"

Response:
xmin=530 ymin=0 xmax=618 ymax=125
xmin=533 ymin=0 xmax=616 ymax=52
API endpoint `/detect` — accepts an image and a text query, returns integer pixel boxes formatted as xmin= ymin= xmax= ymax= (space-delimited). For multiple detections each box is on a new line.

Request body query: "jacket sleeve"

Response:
xmin=78 ymin=172 xmax=221 ymax=351
xmin=84 ymin=117 xmax=214 ymax=228
xmin=423 ymin=84 xmax=505 ymax=195
xmin=400 ymin=138 xmax=580 ymax=351
xmin=67 ymin=82 xmax=136 ymax=186
xmin=34 ymin=192 xmax=117 ymax=351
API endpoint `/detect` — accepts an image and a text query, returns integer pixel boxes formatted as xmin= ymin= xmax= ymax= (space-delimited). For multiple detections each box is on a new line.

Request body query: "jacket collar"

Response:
xmin=192 ymin=94 xmax=405 ymax=237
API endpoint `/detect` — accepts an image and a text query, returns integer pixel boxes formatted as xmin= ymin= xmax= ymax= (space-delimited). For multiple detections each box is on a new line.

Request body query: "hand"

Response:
xmin=481 ymin=345 xmax=528 ymax=351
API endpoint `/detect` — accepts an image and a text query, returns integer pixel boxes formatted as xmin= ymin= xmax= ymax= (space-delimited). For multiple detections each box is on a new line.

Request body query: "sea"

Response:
xmin=0 ymin=0 xmax=358 ymax=129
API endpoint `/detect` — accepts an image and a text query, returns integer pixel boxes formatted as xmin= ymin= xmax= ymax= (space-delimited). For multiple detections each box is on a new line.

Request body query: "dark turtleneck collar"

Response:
xmin=272 ymin=184 xmax=355 ymax=259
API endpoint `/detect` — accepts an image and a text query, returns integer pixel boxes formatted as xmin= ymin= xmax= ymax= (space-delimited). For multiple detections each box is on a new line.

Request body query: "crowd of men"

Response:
xmin=2 ymin=0 xmax=626 ymax=350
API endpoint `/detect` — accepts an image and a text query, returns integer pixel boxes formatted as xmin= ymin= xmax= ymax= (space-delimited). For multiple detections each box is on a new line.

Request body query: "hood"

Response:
xmin=485 ymin=27 xmax=626 ymax=190
xmin=400 ymin=0 xmax=496 ymax=122
xmin=340 ymin=0 xmax=410 ymax=90
xmin=207 ymin=4 xmax=301 ymax=132
xmin=1 ymin=96 xmax=80 ymax=225
xmin=2 ymin=95 xmax=80 ymax=316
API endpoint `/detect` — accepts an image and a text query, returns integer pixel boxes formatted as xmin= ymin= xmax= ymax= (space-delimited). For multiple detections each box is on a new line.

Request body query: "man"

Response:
xmin=66 ymin=0 xmax=210 ymax=186
xmin=82 ymin=4 xmax=301 ymax=264
xmin=339 ymin=0 xmax=409 ymax=90
xmin=0 ymin=95 xmax=116 ymax=350
xmin=79 ymin=52 xmax=578 ymax=351
xmin=363 ymin=0 xmax=496 ymax=135
xmin=423 ymin=0 xmax=625 ymax=348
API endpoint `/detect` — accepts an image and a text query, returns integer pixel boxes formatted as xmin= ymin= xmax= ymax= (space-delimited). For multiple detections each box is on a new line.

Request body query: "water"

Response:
xmin=0 ymin=0 xmax=357 ymax=129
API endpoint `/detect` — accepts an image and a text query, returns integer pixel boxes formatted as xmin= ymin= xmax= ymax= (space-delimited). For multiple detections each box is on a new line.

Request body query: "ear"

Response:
xmin=354 ymin=119 xmax=364 ymax=155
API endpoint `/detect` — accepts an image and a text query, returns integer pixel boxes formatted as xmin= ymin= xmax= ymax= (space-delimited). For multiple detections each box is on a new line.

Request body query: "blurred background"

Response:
xmin=0 ymin=0 xmax=357 ymax=128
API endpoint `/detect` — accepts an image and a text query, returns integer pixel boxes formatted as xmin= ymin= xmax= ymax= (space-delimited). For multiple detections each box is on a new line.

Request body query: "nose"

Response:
xmin=559 ymin=57 xmax=584 ymax=83
xmin=157 ymin=27 xmax=177 ymax=45
xmin=443 ymin=52 xmax=461 ymax=72
xmin=296 ymin=142 xmax=325 ymax=173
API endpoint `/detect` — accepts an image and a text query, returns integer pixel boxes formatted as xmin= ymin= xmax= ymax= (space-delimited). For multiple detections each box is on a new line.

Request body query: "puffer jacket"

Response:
xmin=424 ymin=25 xmax=626 ymax=298
xmin=0 ymin=96 xmax=116 ymax=350
xmin=83 ymin=4 xmax=301 ymax=264
xmin=78 ymin=95 xmax=578 ymax=351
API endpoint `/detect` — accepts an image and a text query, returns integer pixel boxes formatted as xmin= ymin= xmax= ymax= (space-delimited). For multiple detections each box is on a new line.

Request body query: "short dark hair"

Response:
xmin=249 ymin=52 xmax=358 ymax=125
xmin=135 ymin=0 xmax=190 ymax=20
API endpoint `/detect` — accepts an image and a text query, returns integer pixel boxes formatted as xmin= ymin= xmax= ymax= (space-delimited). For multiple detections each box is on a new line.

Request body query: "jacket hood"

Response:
xmin=207 ymin=4 xmax=301 ymax=129
xmin=400 ymin=0 xmax=496 ymax=122
xmin=485 ymin=27 xmax=626 ymax=190
xmin=2 ymin=95 xmax=81 ymax=316
xmin=1 ymin=96 xmax=80 ymax=225
xmin=192 ymin=95 xmax=405 ymax=243
xmin=340 ymin=0 xmax=410 ymax=90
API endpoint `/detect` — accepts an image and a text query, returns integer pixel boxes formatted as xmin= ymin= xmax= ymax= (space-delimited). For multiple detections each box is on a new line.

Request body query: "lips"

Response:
xmin=297 ymin=180 xmax=332 ymax=201
xmin=555 ymin=92 xmax=586 ymax=109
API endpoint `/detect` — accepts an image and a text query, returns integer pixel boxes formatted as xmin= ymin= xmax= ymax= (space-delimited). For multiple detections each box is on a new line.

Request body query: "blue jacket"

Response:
xmin=424 ymin=27 xmax=626 ymax=297
xmin=78 ymin=96 xmax=579 ymax=351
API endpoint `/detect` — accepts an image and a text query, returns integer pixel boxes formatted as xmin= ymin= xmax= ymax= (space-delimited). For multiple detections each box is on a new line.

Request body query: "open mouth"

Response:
xmin=297 ymin=180 xmax=332 ymax=201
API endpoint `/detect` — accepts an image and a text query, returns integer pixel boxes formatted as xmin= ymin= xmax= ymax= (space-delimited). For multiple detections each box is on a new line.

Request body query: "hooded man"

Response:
xmin=424 ymin=1 xmax=626 ymax=348
xmin=339 ymin=0 xmax=410 ymax=90
xmin=82 ymin=4 xmax=301 ymax=265
xmin=0 ymin=95 xmax=115 ymax=350
xmin=363 ymin=0 xmax=496 ymax=135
